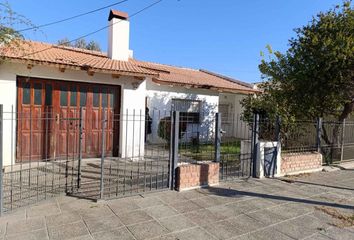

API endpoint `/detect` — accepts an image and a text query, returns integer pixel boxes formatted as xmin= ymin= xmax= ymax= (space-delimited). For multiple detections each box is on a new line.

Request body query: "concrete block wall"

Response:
xmin=281 ymin=152 xmax=322 ymax=176
xmin=175 ymin=162 xmax=219 ymax=191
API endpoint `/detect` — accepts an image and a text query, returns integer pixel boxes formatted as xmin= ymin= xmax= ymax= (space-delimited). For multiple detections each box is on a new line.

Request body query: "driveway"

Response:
xmin=0 ymin=168 xmax=353 ymax=240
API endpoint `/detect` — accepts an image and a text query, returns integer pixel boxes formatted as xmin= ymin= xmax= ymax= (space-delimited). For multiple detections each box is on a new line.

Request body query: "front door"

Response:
xmin=16 ymin=77 xmax=121 ymax=162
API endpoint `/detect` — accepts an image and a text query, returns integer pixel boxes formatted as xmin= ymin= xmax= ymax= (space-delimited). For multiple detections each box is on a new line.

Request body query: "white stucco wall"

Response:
xmin=0 ymin=62 xmax=146 ymax=165
xmin=146 ymin=80 xmax=219 ymax=144
xmin=219 ymin=93 xmax=251 ymax=139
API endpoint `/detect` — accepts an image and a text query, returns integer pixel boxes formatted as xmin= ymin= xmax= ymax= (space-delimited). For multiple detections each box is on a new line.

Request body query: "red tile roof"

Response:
xmin=1 ymin=40 xmax=257 ymax=93
xmin=0 ymin=41 xmax=157 ymax=77
xmin=131 ymin=60 xmax=258 ymax=94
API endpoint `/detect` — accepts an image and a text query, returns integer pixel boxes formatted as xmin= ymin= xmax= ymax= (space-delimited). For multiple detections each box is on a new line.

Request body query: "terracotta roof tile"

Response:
xmin=131 ymin=60 xmax=258 ymax=93
xmin=1 ymin=40 xmax=257 ymax=93
xmin=0 ymin=41 xmax=157 ymax=76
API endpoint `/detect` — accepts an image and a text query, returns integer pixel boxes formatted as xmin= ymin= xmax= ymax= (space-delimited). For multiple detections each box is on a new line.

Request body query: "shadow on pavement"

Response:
xmin=205 ymin=186 xmax=354 ymax=210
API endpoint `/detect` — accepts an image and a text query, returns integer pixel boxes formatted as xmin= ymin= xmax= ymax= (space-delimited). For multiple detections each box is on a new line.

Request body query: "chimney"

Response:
xmin=108 ymin=10 xmax=132 ymax=61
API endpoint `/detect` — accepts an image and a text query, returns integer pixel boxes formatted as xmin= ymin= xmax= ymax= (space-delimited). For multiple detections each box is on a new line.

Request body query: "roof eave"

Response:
xmin=4 ymin=57 xmax=158 ymax=78
xmin=152 ymin=78 xmax=259 ymax=94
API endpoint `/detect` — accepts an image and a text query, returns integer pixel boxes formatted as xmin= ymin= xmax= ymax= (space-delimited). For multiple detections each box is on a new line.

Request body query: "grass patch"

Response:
xmin=316 ymin=206 xmax=354 ymax=228
xmin=179 ymin=141 xmax=241 ymax=162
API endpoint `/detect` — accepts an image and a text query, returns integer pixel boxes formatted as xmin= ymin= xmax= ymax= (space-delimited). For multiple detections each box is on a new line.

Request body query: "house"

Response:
xmin=0 ymin=9 xmax=257 ymax=166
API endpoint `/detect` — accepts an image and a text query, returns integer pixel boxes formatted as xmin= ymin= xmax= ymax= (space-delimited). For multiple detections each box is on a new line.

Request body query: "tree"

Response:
xmin=0 ymin=1 xmax=36 ymax=57
xmin=57 ymin=37 xmax=71 ymax=47
xmin=57 ymin=38 xmax=101 ymax=51
xmin=86 ymin=40 xmax=101 ymax=51
xmin=242 ymin=1 xmax=354 ymax=161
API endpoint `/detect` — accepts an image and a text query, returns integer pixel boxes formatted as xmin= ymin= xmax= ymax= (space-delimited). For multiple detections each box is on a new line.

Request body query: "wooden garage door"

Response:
xmin=16 ymin=77 xmax=121 ymax=162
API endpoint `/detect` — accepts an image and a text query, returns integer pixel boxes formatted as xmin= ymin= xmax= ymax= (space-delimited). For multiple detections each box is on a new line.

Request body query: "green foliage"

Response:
xmin=242 ymin=1 xmax=354 ymax=124
xmin=86 ymin=40 xmax=101 ymax=51
xmin=57 ymin=38 xmax=101 ymax=51
xmin=0 ymin=1 xmax=35 ymax=47
xmin=157 ymin=116 xmax=187 ymax=143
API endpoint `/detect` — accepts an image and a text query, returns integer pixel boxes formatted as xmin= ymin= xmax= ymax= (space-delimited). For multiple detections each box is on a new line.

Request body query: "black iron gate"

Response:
xmin=69 ymin=109 xmax=171 ymax=200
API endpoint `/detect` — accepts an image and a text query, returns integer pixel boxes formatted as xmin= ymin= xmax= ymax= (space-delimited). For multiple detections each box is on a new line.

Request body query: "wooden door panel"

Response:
xmin=17 ymin=77 xmax=121 ymax=161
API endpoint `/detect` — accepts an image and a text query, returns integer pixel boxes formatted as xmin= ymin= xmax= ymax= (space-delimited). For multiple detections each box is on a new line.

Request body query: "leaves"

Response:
xmin=57 ymin=38 xmax=101 ymax=51
xmin=243 ymin=1 xmax=354 ymax=124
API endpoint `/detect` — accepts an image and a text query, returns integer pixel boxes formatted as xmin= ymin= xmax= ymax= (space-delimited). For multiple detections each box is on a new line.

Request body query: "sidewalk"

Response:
xmin=0 ymin=168 xmax=353 ymax=240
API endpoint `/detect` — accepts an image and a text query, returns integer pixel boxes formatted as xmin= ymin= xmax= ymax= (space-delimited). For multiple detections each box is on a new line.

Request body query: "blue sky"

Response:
xmin=8 ymin=0 xmax=343 ymax=83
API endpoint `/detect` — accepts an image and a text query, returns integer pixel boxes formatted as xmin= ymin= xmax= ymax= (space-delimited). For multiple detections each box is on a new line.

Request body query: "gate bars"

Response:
xmin=0 ymin=105 xmax=258 ymax=214
xmin=0 ymin=104 xmax=81 ymax=215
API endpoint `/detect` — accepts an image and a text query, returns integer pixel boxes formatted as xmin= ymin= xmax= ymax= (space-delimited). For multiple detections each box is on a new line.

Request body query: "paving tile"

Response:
xmin=108 ymin=199 xmax=140 ymax=214
xmin=84 ymin=215 xmax=124 ymax=233
xmin=174 ymin=227 xmax=216 ymax=240
xmin=208 ymin=195 xmax=241 ymax=205
xmin=207 ymin=204 xmax=243 ymax=219
xmin=321 ymin=226 xmax=354 ymax=240
xmin=5 ymin=229 xmax=49 ymax=240
xmin=291 ymin=214 xmax=330 ymax=232
xmin=170 ymin=200 xmax=203 ymax=214
xmin=190 ymin=196 xmax=223 ymax=208
xmin=117 ymin=209 xmax=153 ymax=225
xmin=233 ymin=233 xmax=258 ymax=240
xmin=6 ymin=217 xmax=46 ymax=235
xmin=127 ymin=220 xmax=169 ymax=240
xmin=155 ymin=191 xmax=188 ymax=204
xmin=270 ymin=203 xmax=313 ymax=219
xmin=92 ymin=227 xmax=135 ymax=240
xmin=150 ymin=234 xmax=180 ymax=240
xmin=223 ymin=200 xmax=260 ymax=214
xmin=145 ymin=205 xmax=178 ymax=219
xmin=227 ymin=214 xmax=263 ymax=234
xmin=26 ymin=202 xmax=61 ymax=218
xmin=45 ymin=212 xmax=82 ymax=227
xmin=246 ymin=209 xmax=287 ymax=226
xmin=250 ymin=227 xmax=294 ymax=240
xmin=68 ymin=235 xmax=94 ymax=240
xmin=184 ymin=209 xmax=225 ymax=227
xmin=158 ymin=214 xmax=196 ymax=232
xmin=274 ymin=220 xmax=317 ymax=239
xmin=178 ymin=190 xmax=206 ymax=200
xmin=0 ymin=224 xmax=6 ymax=238
xmin=202 ymin=219 xmax=243 ymax=240
xmin=305 ymin=233 xmax=333 ymax=240
xmin=78 ymin=204 xmax=115 ymax=219
xmin=0 ymin=209 xmax=26 ymax=224
xmin=134 ymin=196 xmax=165 ymax=209
xmin=59 ymin=199 xmax=96 ymax=212
xmin=47 ymin=220 xmax=89 ymax=240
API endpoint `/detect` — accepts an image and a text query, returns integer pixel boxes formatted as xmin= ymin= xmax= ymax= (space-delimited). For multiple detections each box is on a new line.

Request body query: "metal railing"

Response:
xmin=0 ymin=105 xmax=257 ymax=214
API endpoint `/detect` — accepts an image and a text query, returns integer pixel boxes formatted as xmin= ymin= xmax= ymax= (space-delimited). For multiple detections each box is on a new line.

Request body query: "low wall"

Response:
xmin=175 ymin=162 xmax=219 ymax=191
xmin=281 ymin=152 xmax=322 ymax=176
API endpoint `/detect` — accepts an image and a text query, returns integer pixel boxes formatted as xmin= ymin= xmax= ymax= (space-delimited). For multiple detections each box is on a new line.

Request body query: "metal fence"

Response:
xmin=0 ymin=106 xmax=80 ymax=213
xmin=0 ymin=105 xmax=257 ymax=214
xmin=274 ymin=118 xmax=354 ymax=164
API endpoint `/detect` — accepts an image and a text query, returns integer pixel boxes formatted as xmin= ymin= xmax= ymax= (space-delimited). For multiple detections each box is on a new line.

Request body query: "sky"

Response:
xmin=7 ymin=0 xmax=345 ymax=83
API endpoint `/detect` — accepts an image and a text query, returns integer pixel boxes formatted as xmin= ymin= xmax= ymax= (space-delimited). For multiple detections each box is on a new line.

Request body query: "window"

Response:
xmin=60 ymin=85 xmax=68 ymax=106
xmin=34 ymin=83 xmax=42 ymax=105
xmin=101 ymin=88 xmax=108 ymax=108
xmin=80 ymin=86 xmax=87 ymax=107
xmin=93 ymin=87 xmax=99 ymax=107
xmin=22 ymin=82 xmax=30 ymax=104
xmin=109 ymin=91 xmax=115 ymax=108
xmin=45 ymin=84 xmax=52 ymax=106
xmin=70 ymin=86 xmax=77 ymax=106
xmin=171 ymin=99 xmax=201 ymax=123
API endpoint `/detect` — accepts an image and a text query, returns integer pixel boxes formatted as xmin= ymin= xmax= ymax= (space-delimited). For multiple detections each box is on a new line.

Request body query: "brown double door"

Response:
xmin=16 ymin=77 xmax=121 ymax=162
